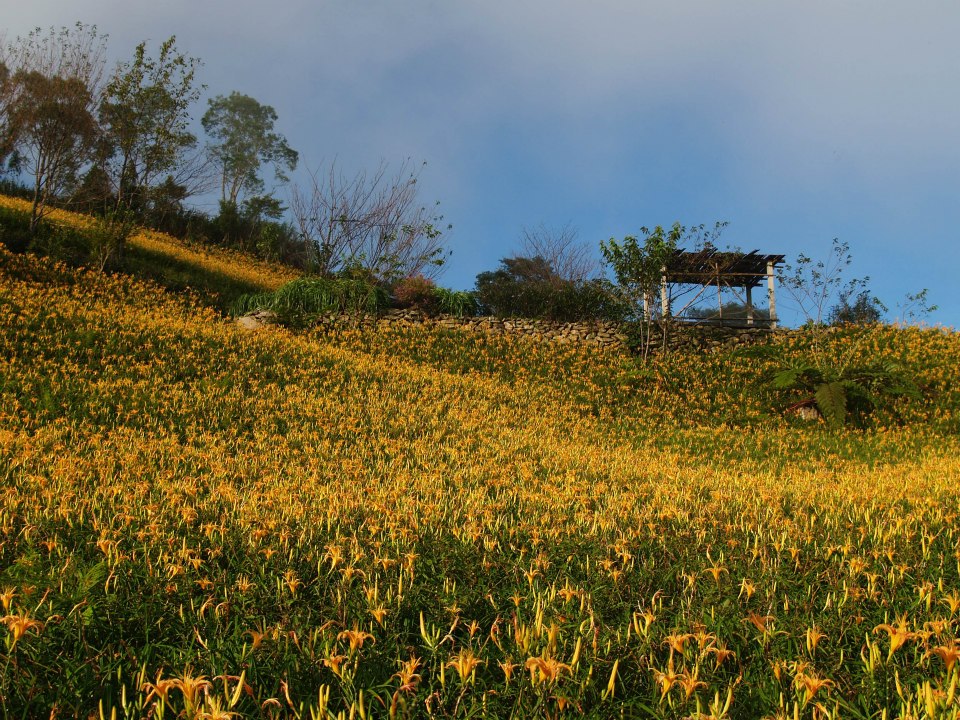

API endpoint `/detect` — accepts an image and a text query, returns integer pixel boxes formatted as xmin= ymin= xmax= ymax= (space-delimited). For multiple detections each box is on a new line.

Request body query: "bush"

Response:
xmin=828 ymin=291 xmax=885 ymax=325
xmin=206 ymin=198 xmax=312 ymax=268
xmin=475 ymin=259 xmax=626 ymax=322
xmin=0 ymin=205 xmax=34 ymax=253
xmin=87 ymin=213 xmax=135 ymax=271
xmin=0 ymin=203 xmax=134 ymax=270
xmin=35 ymin=226 xmax=93 ymax=265
xmin=432 ymin=287 xmax=482 ymax=317
xmin=255 ymin=221 xmax=304 ymax=265
xmin=0 ymin=179 xmax=34 ymax=202
xmin=233 ymin=276 xmax=389 ymax=328
xmin=392 ymin=275 xmax=439 ymax=313
xmin=742 ymin=328 xmax=923 ymax=429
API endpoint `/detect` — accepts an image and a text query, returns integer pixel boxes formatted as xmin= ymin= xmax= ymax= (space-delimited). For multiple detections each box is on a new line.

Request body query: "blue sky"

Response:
xmin=7 ymin=1 xmax=960 ymax=326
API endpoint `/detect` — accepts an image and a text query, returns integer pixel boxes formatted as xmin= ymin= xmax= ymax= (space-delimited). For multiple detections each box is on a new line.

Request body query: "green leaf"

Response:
xmin=732 ymin=344 xmax=781 ymax=361
xmin=79 ymin=561 xmax=108 ymax=595
xmin=815 ymin=381 xmax=848 ymax=430
xmin=771 ymin=368 xmax=799 ymax=389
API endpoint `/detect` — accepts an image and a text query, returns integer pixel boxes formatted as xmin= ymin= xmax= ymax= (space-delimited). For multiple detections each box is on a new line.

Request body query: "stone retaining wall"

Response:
xmin=241 ymin=307 xmax=784 ymax=354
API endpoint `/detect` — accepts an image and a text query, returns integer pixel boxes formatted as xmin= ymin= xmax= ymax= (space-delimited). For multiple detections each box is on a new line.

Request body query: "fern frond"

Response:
xmin=814 ymin=381 xmax=848 ymax=430
xmin=771 ymin=367 xmax=802 ymax=390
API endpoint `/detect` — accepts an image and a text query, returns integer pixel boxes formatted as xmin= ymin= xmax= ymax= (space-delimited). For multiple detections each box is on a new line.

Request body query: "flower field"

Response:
xmin=0 ymin=195 xmax=299 ymax=307
xmin=1 ymin=245 xmax=960 ymax=718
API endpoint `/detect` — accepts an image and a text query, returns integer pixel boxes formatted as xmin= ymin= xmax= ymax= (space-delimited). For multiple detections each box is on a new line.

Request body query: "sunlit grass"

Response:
xmin=0 ymin=195 xmax=298 ymax=308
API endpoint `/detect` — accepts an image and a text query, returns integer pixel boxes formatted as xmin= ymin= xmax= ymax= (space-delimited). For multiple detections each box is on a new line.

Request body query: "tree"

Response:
xmin=215 ymin=194 xmax=284 ymax=250
xmin=202 ymin=91 xmax=297 ymax=206
xmin=99 ymin=36 xmax=205 ymax=215
xmin=474 ymin=255 xmax=620 ymax=321
xmin=600 ymin=223 xmax=682 ymax=360
xmin=777 ymin=239 xmax=877 ymax=327
xmin=289 ymin=159 xmax=449 ymax=282
xmin=519 ymin=222 xmax=599 ymax=282
xmin=895 ymin=289 xmax=938 ymax=325
xmin=488 ymin=255 xmax=559 ymax=284
xmin=5 ymin=24 xmax=107 ymax=232
xmin=13 ymin=72 xmax=99 ymax=233
xmin=474 ymin=256 xmax=557 ymax=317
xmin=827 ymin=290 xmax=885 ymax=325
xmin=0 ymin=42 xmax=17 ymax=171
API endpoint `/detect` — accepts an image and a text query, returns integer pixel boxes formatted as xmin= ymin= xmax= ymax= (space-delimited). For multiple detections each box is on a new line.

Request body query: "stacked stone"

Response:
xmin=239 ymin=309 xmax=785 ymax=355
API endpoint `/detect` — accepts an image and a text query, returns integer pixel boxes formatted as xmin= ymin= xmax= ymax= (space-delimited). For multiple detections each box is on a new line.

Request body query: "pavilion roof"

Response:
xmin=665 ymin=249 xmax=785 ymax=288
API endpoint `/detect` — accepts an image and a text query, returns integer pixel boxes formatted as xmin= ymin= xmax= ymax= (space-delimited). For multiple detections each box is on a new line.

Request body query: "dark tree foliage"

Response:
xmin=3 ymin=24 xmax=107 ymax=232
xmin=12 ymin=71 xmax=99 ymax=231
xmin=475 ymin=256 xmax=624 ymax=322
xmin=828 ymin=290 xmax=885 ymax=326
xmin=212 ymin=197 xmax=306 ymax=265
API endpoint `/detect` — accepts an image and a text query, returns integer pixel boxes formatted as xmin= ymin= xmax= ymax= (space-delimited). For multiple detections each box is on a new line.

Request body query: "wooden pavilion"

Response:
xmin=658 ymin=249 xmax=785 ymax=328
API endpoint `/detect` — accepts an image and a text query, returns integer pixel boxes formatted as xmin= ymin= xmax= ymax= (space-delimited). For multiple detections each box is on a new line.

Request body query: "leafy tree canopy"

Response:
xmin=99 ymin=36 xmax=203 ymax=212
xmin=202 ymin=91 xmax=297 ymax=206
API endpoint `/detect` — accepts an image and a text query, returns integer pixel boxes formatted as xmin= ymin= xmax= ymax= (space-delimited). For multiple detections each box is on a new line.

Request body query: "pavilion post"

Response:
xmin=660 ymin=267 xmax=670 ymax=319
xmin=766 ymin=261 xmax=778 ymax=329
xmin=746 ymin=285 xmax=754 ymax=326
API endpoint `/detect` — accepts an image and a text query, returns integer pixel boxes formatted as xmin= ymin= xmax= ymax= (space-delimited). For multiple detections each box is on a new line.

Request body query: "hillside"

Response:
xmin=1 ymin=213 xmax=960 ymax=717
xmin=0 ymin=195 xmax=299 ymax=310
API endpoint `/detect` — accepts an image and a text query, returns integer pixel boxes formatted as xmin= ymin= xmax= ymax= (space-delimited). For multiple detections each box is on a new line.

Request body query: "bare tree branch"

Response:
xmin=290 ymin=158 xmax=449 ymax=281
xmin=519 ymin=222 xmax=599 ymax=282
xmin=168 ymin=143 xmax=217 ymax=200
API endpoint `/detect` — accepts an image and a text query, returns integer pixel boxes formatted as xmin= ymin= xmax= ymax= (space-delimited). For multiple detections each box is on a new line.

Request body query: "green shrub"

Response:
xmin=743 ymin=331 xmax=923 ymax=429
xmin=432 ymin=287 xmax=482 ymax=317
xmin=391 ymin=277 xmax=483 ymax=318
xmin=0 ymin=204 xmax=133 ymax=270
xmin=0 ymin=205 xmax=34 ymax=253
xmin=827 ymin=290 xmax=885 ymax=325
xmin=0 ymin=179 xmax=34 ymax=201
xmin=25 ymin=223 xmax=90 ymax=266
xmin=475 ymin=262 xmax=626 ymax=322
xmin=233 ymin=276 xmax=389 ymax=328
xmin=87 ymin=213 xmax=136 ymax=271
